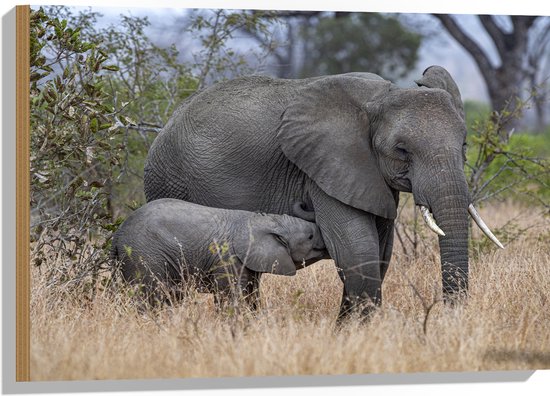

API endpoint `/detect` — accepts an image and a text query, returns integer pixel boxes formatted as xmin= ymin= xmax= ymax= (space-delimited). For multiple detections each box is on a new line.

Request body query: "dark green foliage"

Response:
xmin=301 ymin=13 xmax=421 ymax=79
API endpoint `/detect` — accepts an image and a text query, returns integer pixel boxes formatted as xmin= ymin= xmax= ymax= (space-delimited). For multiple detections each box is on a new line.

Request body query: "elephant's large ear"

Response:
xmin=235 ymin=219 xmax=296 ymax=276
xmin=277 ymin=74 xmax=397 ymax=219
xmin=415 ymin=65 xmax=465 ymax=121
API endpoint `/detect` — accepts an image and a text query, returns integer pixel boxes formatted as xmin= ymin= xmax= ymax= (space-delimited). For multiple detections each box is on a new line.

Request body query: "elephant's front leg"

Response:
xmin=311 ymin=188 xmax=384 ymax=320
xmin=333 ymin=221 xmax=382 ymax=320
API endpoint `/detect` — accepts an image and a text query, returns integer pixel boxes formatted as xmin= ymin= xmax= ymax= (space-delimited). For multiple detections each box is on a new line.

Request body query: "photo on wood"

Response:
xmin=14 ymin=1 xmax=550 ymax=390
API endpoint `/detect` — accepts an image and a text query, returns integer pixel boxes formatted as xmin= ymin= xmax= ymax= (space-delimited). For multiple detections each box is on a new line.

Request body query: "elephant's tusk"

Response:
xmin=419 ymin=206 xmax=445 ymax=236
xmin=468 ymin=204 xmax=504 ymax=249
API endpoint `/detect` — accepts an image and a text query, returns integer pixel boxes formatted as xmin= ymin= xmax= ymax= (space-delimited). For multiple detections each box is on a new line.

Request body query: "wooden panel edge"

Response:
xmin=16 ymin=4 xmax=31 ymax=382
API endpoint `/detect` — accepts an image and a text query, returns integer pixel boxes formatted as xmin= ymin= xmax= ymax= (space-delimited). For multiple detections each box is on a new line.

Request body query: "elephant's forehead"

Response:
xmin=382 ymin=89 xmax=465 ymax=133
xmin=394 ymin=118 xmax=466 ymax=146
xmin=385 ymin=87 xmax=455 ymax=111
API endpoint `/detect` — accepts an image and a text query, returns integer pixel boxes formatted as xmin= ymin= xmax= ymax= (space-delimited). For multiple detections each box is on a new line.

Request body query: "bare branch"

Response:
xmin=432 ymin=14 xmax=495 ymax=81
xmin=478 ymin=15 xmax=508 ymax=60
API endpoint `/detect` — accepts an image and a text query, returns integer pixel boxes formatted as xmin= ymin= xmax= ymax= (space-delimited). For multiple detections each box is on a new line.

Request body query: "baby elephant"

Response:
xmin=111 ymin=198 xmax=326 ymax=308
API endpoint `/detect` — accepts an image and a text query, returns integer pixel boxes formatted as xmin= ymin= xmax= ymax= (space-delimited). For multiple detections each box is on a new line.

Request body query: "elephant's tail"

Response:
xmin=109 ymin=233 xmax=119 ymax=261
xmin=109 ymin=233 xmax=124 ymax=283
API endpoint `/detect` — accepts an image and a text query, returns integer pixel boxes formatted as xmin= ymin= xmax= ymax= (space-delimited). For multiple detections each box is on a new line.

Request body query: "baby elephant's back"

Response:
xmin=111 ymin=199 xmax=234 ymax=284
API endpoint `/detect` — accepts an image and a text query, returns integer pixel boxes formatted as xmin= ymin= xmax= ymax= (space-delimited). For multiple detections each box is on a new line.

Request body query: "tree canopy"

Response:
xmin=300 ymin=13 xmax=422 ymax=80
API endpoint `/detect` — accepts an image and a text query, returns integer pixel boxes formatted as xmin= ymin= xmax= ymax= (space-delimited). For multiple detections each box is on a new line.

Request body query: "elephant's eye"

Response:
xmin=395 ymin=145 xmax=409 ymax=158
xmin=308 ymin=234 xmax=313 ymax=240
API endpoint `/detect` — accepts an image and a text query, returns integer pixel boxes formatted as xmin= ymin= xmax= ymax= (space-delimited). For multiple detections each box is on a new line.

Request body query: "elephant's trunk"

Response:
xmin=432 ymin=188 xmax=469 ymax=301
xmin=415 ymin=158 xmax=470 ymax=302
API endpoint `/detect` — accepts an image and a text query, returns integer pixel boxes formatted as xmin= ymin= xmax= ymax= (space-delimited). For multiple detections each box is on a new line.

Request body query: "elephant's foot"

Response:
xmin=334 ymin=284 xmax=383 ymax=328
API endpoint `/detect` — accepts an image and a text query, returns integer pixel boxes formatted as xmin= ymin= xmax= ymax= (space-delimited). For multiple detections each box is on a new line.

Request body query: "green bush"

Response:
xmin=464 ymin=100 xmax=550 ymax=205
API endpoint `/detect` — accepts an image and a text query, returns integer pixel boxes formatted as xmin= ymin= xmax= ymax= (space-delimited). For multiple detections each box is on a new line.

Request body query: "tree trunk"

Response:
xmin=433 ymin=14 xmax=540 ymax=127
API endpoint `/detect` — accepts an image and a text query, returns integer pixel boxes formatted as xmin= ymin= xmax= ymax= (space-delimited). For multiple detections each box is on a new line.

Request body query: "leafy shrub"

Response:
xmin=30 ymin=7 xmax=123 ymax=289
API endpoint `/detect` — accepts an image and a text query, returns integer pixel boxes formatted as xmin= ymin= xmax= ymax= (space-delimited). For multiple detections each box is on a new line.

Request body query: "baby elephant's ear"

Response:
xmin=236 ymin=233 xmax=296 ymax=276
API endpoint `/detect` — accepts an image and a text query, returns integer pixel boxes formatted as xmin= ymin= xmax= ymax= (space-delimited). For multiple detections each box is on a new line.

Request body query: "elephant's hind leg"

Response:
xmin=240 ymin=270 xmax=261 ymax=312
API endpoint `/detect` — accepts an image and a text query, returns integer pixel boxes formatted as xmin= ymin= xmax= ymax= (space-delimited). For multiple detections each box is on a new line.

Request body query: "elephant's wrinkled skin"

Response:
xmin=111 ymin=199 xmax=326 ymax=306
xmin=144 ymin=66 xmax=473 ymax=318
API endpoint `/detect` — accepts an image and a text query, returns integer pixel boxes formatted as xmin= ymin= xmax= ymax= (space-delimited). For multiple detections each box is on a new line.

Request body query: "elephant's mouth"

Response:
xmin=312 ymin=248 xmax=330 ymax=259
xmin=390 ymin=173 xmax=412 ymax=192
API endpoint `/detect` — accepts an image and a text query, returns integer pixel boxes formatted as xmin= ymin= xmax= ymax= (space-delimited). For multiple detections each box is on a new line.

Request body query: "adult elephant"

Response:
xmin=144 ymin=66 xmax=503 ymax=318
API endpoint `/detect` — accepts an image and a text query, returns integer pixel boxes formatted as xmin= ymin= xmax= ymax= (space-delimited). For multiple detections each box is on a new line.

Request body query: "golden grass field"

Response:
xmin=30 ymin=199 xmax=550 ymax=381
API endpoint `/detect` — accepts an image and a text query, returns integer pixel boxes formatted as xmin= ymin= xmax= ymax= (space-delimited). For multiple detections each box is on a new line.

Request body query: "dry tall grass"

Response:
xmin=30 ymin=200 xmax=550 ymax=381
